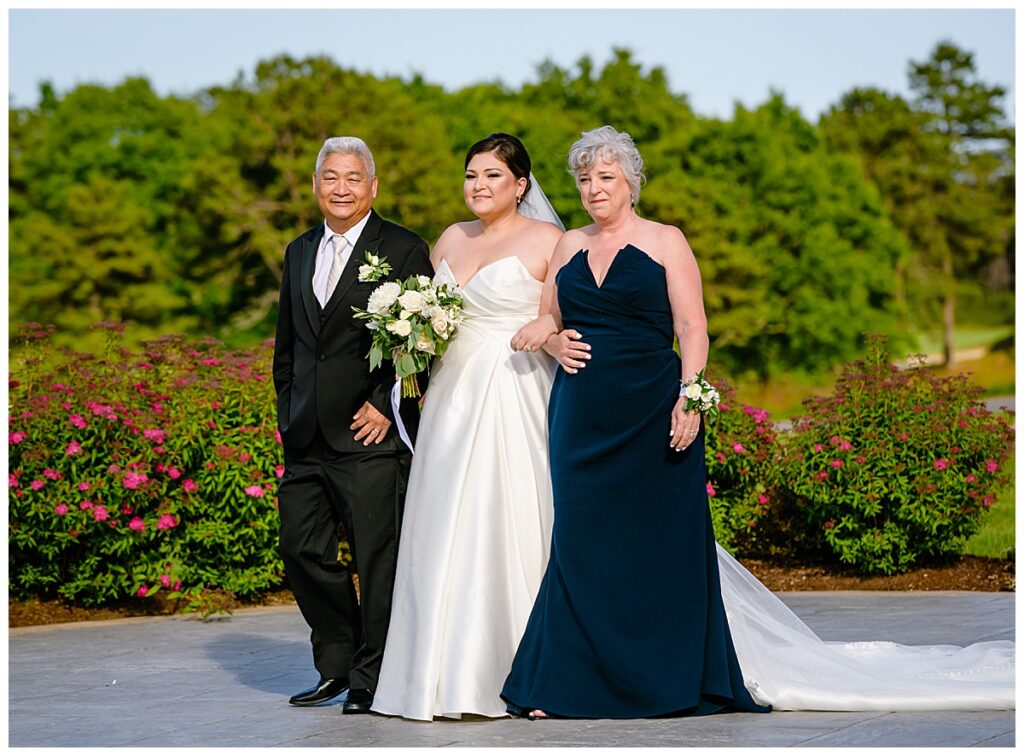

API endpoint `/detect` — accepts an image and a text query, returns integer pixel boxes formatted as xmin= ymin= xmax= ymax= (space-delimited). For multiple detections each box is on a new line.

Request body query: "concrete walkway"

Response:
xmin=9 ymin=592 xmax=1014 ymax=747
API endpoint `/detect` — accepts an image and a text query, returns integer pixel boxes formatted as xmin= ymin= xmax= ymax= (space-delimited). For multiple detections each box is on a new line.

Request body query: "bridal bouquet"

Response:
xmin=681 ymin=368 xmax=721 ymax=421
xmin=353 ymin=274 xmax=464 ymax=398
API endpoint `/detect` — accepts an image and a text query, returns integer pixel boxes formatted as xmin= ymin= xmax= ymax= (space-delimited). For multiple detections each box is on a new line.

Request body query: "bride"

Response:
xmin=371 ymin=133 xmax=564 ymax=720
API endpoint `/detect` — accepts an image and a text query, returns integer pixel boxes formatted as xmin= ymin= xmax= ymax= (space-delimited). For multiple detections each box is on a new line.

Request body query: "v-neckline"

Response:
xmin=583 ymin=245 xmax=632 ymax=290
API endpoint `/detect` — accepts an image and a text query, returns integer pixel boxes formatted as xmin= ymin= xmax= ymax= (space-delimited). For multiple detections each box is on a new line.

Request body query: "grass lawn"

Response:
xmin=915 ymin=325 xmax=1014 ymax=356
xmin=963 ymin=450 xmax=1015 ymax=560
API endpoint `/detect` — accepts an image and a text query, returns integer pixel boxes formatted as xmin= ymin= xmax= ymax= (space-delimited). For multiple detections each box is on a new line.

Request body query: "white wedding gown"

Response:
xmin=373 ymin=256 xmax=556 ymax=720
xmin=373 ymin=258 xmax=1015 ymax=720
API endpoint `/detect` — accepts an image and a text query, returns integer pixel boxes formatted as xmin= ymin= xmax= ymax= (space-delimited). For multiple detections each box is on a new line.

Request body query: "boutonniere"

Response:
xmin=358 ymin=252 xmax=392 ymax=283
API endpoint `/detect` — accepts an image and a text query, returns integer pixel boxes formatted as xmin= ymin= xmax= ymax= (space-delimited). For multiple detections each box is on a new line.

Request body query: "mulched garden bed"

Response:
xmin=9 ymin=556 xmax=1014 ymax=629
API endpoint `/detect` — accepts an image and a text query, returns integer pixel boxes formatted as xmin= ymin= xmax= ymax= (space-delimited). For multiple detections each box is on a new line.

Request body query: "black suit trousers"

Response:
xmin=278 ymin=429 xmax=411 ymax=690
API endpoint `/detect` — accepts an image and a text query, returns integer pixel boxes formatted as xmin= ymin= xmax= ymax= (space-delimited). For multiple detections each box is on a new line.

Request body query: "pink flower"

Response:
xmin=855 ymin=456 xmax=867 ymax=464
xmin=838 ymin=440 xmax=852 ymax=451
xmin=30 ymin=479 xmax=45 ymax=491
xmin=8 ymin=473 xmax=19 ymax=489
xmin=965 ymin=474 xmax=976 ymax=484
xmin=816 ymin=470 xmax=829 ymax=480
xmin=108 ymin=464 xmax=122 ymax=474
xmin=718 ymin=402 xmax=730 ymax=412
xmin=986 ymin=459 xmax=999 ymax=473
xmin=967 ymin=407 xmax=979 ymax=415
xmin=79 ymin=500 xmax=94 ymax=510
xmin=207 ymin=420 xmax=216 ymax=430
xmin=274 ymin=429 xmax=282 ymax=445
xmin=244 ymin=485 xmax=265 ymax=498
xmin=43 ymin=468 xmax=62 ymax=480
xmin=9 ymin=431 xmax=26 ymax=444
xmin=122 ymin=472 xmax=149 ymax=489
xmin=897 ymin=433 xmax=909 ymax=441
xmin=829 ymin=435 xmax=841 ymax=445
xmin=715 ymin=453 xmax=726 ymax=463
xmin=172 ymin=580 xmax=182 ymax=591
xmin=136 ymin=585 xmax=149 ymax=598
xmin=160 ymin=574 xmax=172 ymax=588
xmin=54 ymin=504 xmax=68 ymax=516
xmin=128 ymin=517 xmax=145 ymax=532
xmin=93 ymin=505 xmax=109 ymax=522
xmin=813 ymin=444 xmax=824 ymax=453
xmin=731 ymin=442 xmax=745 ymax=454
xmin=156 ymin=513 xmax=178 ymax=530
xmin=200 ymin=358 xmax=220 ymax=366
xmin=238 ymin=452 xmax=252 ymax=463
xmin=66 ymin=440 xmax=82 ymax=456
xmin=831 ymin=459 xmax=843 ymax=469
xmin=275 ymin=465 xmax=285 ymax=478
xmin=933 ymin=459 xmax=949 ymax=471
xmin=121 ymin=505 xmax=134 ymax=515
xmin=167 ymin=467 xmax=181 ymax=479
xmin=78 ymin=481 xmax=91 ymax=491
xmin=705 ymin=482 xmax=716 ymax=497
xmin=153 ymin=446 xmax=166 ymax=456
xmin=143 ymin=428 xmax=166 ymax=444
xmin=757 ymin=494 xmax=768 ymax=505
xmin=182 ymin=479 xmax=198 ymax=493
xmin=69 ymin=414 xmax=88 ymax=429
xmin=982 ymin=497 xmax=995 ymax=508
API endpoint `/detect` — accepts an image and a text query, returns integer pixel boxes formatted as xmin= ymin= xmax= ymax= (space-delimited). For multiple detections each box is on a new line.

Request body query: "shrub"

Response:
xmin=8 ymin=322 xmax=284 ymax=606
xmin=774 ymin=334 xmax=1015 ymax=574
xmin=703 ymin=376 xmax=778 ymax=554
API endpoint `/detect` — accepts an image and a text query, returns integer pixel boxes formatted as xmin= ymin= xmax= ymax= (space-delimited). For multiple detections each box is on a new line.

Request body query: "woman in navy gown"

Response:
xmin=501 ymin=125 xmax=770 ymax=719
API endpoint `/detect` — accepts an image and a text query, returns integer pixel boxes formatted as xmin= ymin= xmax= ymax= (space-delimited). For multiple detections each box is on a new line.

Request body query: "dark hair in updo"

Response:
xmin=464 ymin=133 xmax=533 ymax=201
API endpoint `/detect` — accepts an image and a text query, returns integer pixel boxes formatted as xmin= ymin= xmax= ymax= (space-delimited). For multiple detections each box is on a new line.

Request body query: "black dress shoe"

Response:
xmin=289 ymin=677 xmax=350 ymax=706
xmin=342 ymin=687 xmax=374 ymax=714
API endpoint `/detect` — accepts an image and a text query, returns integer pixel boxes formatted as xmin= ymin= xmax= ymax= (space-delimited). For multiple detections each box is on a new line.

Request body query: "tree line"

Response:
xmin=8 ymin=42 xmax=1013 ymax=379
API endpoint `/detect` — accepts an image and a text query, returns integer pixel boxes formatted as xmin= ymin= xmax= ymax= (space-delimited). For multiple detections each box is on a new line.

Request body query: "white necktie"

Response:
xmin=323 ymin=234 xmax=349 ymax=305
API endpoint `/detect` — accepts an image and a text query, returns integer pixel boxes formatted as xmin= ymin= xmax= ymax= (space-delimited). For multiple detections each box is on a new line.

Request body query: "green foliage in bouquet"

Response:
xmin=8 ymin=323 xmax=285 ymax=607
xmin=774 ymin=334 xmax=1015 ymax=575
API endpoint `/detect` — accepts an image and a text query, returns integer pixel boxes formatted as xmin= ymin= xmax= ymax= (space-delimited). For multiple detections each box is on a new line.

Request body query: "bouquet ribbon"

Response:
xmin=390 ymin=379 xmax=415 ymax=453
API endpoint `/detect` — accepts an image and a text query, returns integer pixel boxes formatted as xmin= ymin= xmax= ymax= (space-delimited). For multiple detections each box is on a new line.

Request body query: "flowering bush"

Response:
xmin=774 ymin=334 xmax=1015 ymax=574
xmin=702 ymin=376 xmax=778 ymax=554
xmin=9 ymin=322 xmax=284 ymax=606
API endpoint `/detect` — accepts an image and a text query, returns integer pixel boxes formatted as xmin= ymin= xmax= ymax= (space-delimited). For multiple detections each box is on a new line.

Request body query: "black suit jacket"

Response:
xmin=273 ymin=209 xmax=433 ymax=452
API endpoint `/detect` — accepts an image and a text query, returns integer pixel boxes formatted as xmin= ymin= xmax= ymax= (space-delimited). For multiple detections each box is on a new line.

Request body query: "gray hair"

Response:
xmin=315 ymin=136 xmax=376 ymax=176
xmin=567 ymin=125 xmax=645 ymax=205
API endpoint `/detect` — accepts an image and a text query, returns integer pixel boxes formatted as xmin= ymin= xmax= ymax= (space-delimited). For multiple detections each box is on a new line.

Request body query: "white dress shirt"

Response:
xmin=312 ymin=212 xmax=372 ymax=307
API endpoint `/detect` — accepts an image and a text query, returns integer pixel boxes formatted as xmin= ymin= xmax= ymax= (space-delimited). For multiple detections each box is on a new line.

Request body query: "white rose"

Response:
xmin=415 ymin=332 xmax=436 ymax=354
xmin=685 ymin=383 xmax=703 ymax=400
xmin=417 ymin=275 xmax=432 ymax=287
xmin=397 ymin=290 xmax=425 ymax=313
xmin=367 ymin=282 xmax=401 ymax=314
xmin=358 ymin=264 xmax=373 ymax=280
xmin=387 ymin=319 xmax=412 ymax=337
xmin=431 ymin=311 xmax=449 ymax=334
xmin=399 ymin=310 xmax=411 ymax=320
xmin=368 ymin=254 xmax=380 ymax=265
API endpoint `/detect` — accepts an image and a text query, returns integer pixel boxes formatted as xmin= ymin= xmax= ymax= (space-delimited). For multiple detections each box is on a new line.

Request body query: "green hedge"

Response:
xmin=8 ymin=326 xmax=1015 ymax=609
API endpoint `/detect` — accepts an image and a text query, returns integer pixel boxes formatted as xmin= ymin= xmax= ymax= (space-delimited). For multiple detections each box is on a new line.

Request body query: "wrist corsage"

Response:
xmin=679 ymin=368 xmax=720 ymax=420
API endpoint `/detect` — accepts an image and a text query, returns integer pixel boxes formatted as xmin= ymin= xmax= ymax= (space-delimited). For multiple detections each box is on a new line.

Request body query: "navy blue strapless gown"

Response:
xmin=501 ymin=245 xmax=770 ymax=718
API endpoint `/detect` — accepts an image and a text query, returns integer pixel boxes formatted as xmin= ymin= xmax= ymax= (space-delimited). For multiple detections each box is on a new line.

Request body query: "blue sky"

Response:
xmin=8 ymin=8 xmax=1016 ymax=122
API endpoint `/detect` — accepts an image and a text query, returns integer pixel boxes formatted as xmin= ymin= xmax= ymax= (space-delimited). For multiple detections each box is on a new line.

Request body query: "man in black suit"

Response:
xmin=273 ymin=136 xmax=432 ymax=713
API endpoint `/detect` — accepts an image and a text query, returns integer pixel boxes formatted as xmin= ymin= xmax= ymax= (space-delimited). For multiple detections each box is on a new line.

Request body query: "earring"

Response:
xmin=516 ymin=195 xmax=523 ymax=205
